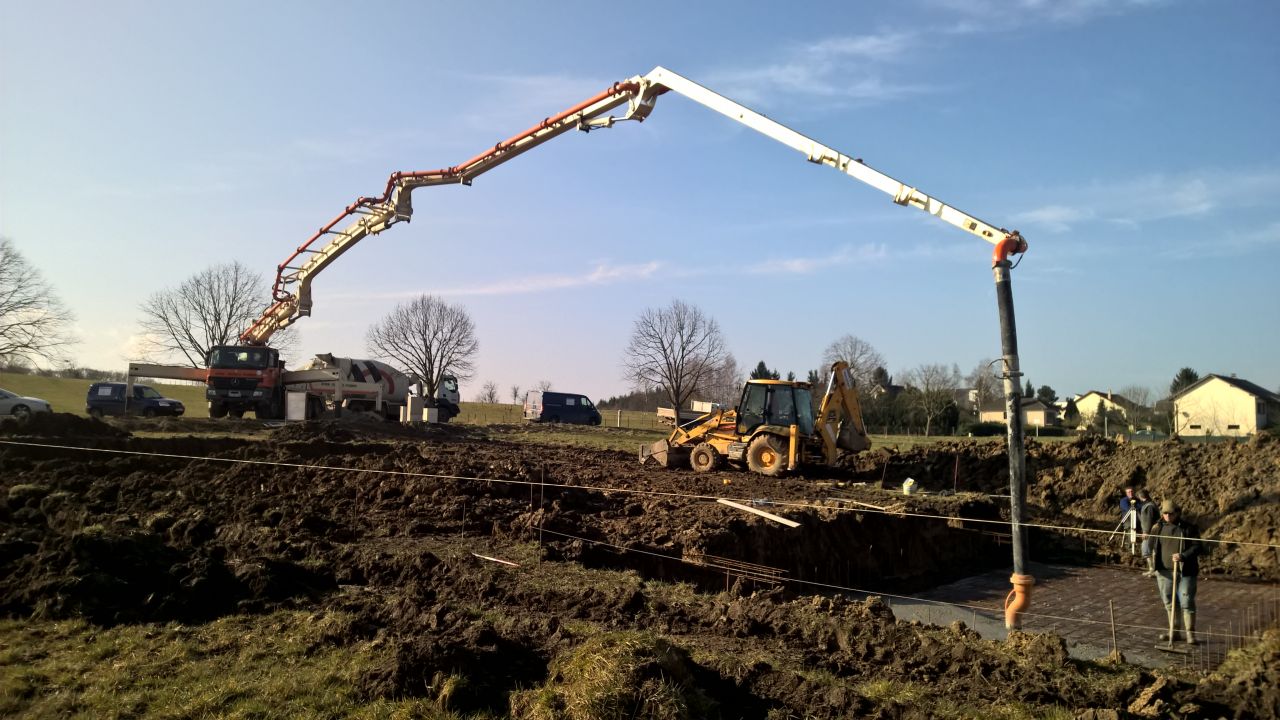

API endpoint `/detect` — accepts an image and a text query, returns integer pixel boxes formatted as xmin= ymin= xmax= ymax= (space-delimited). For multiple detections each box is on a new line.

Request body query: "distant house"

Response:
xmin=978 ymin=398 xmax=1060 ymax=427
xmin=1072 ymin=390 xmax=1137 ymax=427
xmin=867 ymin=382 xmax=906 ymax=401
xmin=1171 ymin=374 xmax=1280 ymax=437
xmin=953 ymin=387 xmax=980 ymax=415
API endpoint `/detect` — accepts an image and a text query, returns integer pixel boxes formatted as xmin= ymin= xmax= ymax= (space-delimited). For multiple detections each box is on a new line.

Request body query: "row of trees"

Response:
xmin=0 ymin=236 xmax=1245 ymax=423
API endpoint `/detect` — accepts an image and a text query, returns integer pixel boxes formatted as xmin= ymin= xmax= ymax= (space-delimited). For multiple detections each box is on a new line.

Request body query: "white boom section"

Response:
xmin=633 ymin=67 xmax=1010 ymax=246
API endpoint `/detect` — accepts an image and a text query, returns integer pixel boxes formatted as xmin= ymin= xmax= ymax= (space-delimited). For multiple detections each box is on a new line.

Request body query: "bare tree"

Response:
xmin=1118 ymin=385 xmax=1152 ymax=409
xmin=623 ymin=299 xmax=727 ymax=413
xmin=965 ymin=358 xmax=1000 ymax=415
xmin=821 ymin=335 xmax=886 ymax=388
xmin=0 ymin=238 xmax=77 ymax=367
xmin=510 ymin=384 xmax=522 ymax=404
xmin=476 ymin=381 xmax=500 ymax=404
xmin=1118 ymin=384 xmax=1154 ymax=430
xmin=365 ymin=294 xmax=478 ymax=398
xmin=535 ymin=380 xmax=553 ymax=392
xmin=137 ymin=261 xmax=295 ymax=367
xmin=699 ymin=352 xmax=743 ymax=408
xmin=903 ymin=363 xmax=962 ymax=436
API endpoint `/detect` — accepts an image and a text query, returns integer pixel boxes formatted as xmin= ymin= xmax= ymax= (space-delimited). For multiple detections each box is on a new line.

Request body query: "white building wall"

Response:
xmin=1174 ymin=379 xmax=1257 ymax=437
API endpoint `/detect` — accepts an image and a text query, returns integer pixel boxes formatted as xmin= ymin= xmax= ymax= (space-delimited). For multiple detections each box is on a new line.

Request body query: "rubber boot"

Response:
xmin=1142 ymin=557 xmax=1156 ymax=577
xmin=1183 ymin=611 xmax=1197 ymax=645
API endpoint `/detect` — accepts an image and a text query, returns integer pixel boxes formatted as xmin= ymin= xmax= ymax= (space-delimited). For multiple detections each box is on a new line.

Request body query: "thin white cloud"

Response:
xmin=1010 ymin=204 xmax=1096 ymax=233
xmin=433 ymin=260 xmax=664 ymax=297
xmin=1010 ymin=169 xmax=1280 ymax=233
xmin=703 ymin=31 xmax=933 ymax=108
xmin=1160 ymin=221 xmax=1280 ymax=260
xmin=744 ymin=243 xmax=888 ymax=274
xmin=927 ymin=0 xmax=1168 ymax=28
xmin=700 ymin=0 xmax=1167 ymax=107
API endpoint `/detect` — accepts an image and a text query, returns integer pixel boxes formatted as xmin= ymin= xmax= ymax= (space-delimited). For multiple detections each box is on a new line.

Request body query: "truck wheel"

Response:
xmin=690 ymin=442 xmax=721 ymax=473
xmin=229 ymin=408 xmax=245 ymax=419
xmin=88 ymin=407 xmax=104 ymax=419
xmin=746 ymin=435 xmax=787 ymax=477
xmin=209 ymin=402 xmax=228 ymax=419
xmin=143 ymin=408 xmax=157 ymax=418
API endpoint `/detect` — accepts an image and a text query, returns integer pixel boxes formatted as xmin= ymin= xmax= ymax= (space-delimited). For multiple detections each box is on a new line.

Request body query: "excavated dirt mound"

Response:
xmin=841 ymin=435 xmax=1280 ymax=580
xmin=1 ymin=422 xmax=1276 ymax=717
xmin=0 ymin=411 xmax=129 ymax=439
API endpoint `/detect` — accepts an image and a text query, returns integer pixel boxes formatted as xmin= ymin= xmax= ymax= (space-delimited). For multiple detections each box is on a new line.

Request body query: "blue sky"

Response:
xmin=2 ymin=0 xmax=1277 ymax=403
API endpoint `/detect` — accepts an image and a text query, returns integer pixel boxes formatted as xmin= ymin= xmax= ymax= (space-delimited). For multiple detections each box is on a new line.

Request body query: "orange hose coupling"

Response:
xmin=991 ymin=231 xmax=1028 ymax=266
xmin=1004 ymin=573 xmax=1035 ymax=630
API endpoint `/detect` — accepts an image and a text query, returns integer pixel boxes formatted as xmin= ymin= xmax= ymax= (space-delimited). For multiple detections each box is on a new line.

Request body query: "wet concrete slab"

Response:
xmin=891 ymin=562 xmax=1280 ymax=669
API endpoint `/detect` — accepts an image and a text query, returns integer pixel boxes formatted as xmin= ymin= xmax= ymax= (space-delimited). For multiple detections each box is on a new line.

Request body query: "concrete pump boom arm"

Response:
xmin=240 ymin=66 xmax=1024 ymax=345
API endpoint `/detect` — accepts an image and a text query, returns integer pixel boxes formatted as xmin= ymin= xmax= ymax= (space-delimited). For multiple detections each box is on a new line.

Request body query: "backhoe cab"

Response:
xmin=640 ymin=361 xmax=870 ymax=477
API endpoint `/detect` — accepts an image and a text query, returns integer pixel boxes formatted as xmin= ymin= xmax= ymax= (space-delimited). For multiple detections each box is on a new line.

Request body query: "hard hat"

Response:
xmin=1160 ymin=499 xmax=1178 ymax=514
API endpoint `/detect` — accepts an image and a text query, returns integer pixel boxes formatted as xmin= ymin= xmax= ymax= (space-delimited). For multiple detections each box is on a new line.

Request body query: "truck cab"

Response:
xmin=205 ymin=345 xmax=284 ymax=419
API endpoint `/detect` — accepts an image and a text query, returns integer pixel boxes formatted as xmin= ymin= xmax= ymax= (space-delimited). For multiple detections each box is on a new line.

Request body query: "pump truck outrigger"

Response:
xmin=641 ymin=361 xmax=870 ymax=477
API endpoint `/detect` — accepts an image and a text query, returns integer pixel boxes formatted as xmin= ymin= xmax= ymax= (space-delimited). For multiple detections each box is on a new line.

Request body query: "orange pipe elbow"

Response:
xmin=992 ymin=231 xmax=1028 ymax=266
xmin=1003 ymin=573 xmax=1035 ymax=629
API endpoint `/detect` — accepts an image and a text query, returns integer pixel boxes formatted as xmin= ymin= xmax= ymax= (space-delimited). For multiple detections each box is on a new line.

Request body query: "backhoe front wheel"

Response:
xmin=690 ymin=442 xmax=721 ymax=473
xmin=746 ymin=434 xmax=787 ymax=477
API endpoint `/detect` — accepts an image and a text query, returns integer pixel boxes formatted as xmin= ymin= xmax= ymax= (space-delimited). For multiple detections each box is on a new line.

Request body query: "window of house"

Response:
xmin=1228 ymin=424 xmax=1240 ymax=430
xmin=1189 ymin=424 xmax=1202 ymax=429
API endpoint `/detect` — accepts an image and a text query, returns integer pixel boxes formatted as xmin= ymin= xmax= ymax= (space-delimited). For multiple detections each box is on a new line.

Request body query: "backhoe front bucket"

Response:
xmin=639 ymin=439 xmax=689 ymax=469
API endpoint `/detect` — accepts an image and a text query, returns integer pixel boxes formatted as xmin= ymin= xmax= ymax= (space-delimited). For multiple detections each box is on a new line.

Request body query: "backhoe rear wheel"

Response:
xmin=746 ymin=434 xmax=787 ymax=477
xmin=690 ymin=442 xmax=721 ymax=473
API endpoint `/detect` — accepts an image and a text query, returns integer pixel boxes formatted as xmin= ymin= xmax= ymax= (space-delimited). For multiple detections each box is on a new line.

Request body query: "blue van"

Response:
xmin=523 ymin=391 xmax=601 ymax=425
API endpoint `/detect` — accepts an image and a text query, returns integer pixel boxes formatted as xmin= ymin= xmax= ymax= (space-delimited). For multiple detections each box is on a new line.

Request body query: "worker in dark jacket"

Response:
xmin=1152 ymin=499 xmax=1203 ymax=644
xmin=1136 ymin=489 xmax=1160 ymax=577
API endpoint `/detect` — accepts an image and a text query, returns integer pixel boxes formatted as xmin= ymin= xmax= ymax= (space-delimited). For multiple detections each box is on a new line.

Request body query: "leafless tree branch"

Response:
xmin=821 ymin=335 xmax=886 ymax=388
xmin=0 ymin=238 xmax=77 ymax=367
xmin=622 ymin=299 xmax=728 ymax=411
xmin=136 ymin=261 xmax=295 ymax=367
xmin=904 ymin=362 xmax=962 ymax=436
xmin=365 ymin=294 xmax=478 ymax=397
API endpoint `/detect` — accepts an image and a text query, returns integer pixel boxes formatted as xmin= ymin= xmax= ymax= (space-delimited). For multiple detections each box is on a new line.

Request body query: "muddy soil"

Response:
xmin=1 ymin=414 xmax=1277 ymax=718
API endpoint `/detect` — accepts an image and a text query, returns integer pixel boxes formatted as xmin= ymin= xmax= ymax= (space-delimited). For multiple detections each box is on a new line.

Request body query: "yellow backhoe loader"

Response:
xmin=640 ymin=361 xmax=870 ymax=477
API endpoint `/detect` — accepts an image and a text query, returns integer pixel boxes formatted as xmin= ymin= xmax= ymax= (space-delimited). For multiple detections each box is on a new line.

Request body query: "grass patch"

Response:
xmin=0 ymin=372 xmax=209 ymax=419
xmin=0 ymin=611 xmax=461 ymax=719
xmin=510 ymin=631 xmax=713 ymax=720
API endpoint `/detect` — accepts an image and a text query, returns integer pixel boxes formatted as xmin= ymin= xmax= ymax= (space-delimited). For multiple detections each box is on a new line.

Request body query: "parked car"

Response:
xmin=0 ymin=388 xmax=53 ymax=418
xmin=523 ymin=390 xmax=601 ymax=425
xmin=86 ymin=382 xmax=185 ymax=418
